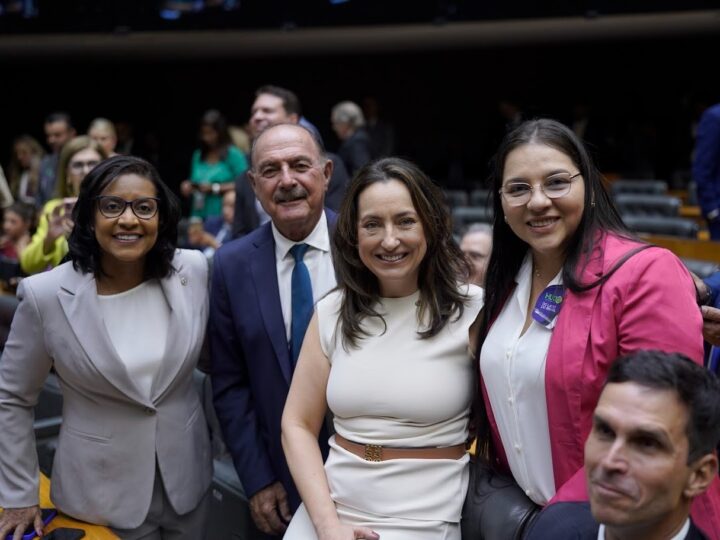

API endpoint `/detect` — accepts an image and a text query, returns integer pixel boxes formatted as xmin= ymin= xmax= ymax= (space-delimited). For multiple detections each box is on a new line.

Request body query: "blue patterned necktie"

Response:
xmin=290 ymin=243 xmax=313 ymax=365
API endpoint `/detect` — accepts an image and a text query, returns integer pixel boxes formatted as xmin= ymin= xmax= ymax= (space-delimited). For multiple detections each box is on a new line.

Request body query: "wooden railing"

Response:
xmin=641 ymin=234 xmax=720 ymax=263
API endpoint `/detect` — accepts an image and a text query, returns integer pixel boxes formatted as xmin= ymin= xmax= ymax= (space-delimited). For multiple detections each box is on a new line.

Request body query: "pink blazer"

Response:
xmin=481 ymin=233 xmax=720 ymax=537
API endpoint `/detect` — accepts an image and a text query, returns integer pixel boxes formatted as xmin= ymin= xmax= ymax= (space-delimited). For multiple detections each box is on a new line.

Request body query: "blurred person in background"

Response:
xmin=0 ymin=202 xmax=34 ymax=261
xmin=21 ymin=136 xmax=107 ymax=275
xmin=88 ymin=117 xmax=119 ymax=158
xmin=8 ymin=134 xmax=45 ymax=206
xmin=0 ymin=165 xmax=13 ymax=208
xmin=331 ymin=100 xmax=373 ymax=176
xmin=460 ymin=223 xmax=492 ymax=287
xmin=186 ymin=189 xmax=235 ymax=259
xmin=180 ymin=109 xmax=247 ymax=220
xmin=37 ymin=112 xmax=76 ymax=207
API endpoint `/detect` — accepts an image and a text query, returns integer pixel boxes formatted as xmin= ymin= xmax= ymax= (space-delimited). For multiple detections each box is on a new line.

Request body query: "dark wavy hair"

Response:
xmin=334 ymin=157 xmax=471 ymax=348
xmin=68 ymin=155 xmax=180 ymax=279
xmin=607 ymin=350 xmax=720 ymax=463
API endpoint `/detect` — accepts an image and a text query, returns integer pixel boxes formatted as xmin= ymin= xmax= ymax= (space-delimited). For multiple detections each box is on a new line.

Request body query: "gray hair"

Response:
xmin=331 ymin=101 xmax=366 ymax=129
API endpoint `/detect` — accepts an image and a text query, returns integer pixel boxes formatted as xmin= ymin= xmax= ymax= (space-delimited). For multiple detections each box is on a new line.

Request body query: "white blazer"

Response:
xmin=0 ymin=249 xmax=212 ymax=528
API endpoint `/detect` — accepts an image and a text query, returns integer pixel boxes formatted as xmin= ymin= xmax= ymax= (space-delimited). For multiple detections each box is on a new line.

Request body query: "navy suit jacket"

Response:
xmin=209 ymin=211 xmax=335 ymax=511
xmin=693 ymin=103 xmax=720 ymax=218
xmin=525 ymin=502 xmax=708 ymax=540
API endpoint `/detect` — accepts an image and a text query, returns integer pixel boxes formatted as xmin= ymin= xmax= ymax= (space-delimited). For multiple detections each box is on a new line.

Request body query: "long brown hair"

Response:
xmin=333 ymin=157 xmax=471 ymax=348
xmin=9 ymin=135 xmax=44 ymax=199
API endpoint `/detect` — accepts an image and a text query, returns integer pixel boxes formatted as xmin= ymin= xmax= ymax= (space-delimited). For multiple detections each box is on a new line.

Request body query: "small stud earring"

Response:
xmin=503 ymin=215 xmax=508 ymax=223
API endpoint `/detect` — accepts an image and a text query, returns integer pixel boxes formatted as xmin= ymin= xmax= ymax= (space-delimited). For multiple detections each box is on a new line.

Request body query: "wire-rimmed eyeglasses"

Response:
xmin=499 ymin=172 xmax=582 ymax=207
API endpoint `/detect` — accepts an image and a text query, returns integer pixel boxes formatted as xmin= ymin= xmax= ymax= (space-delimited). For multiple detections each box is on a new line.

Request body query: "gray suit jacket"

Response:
xmin=0 ymin=249 xmax=212 ymax=528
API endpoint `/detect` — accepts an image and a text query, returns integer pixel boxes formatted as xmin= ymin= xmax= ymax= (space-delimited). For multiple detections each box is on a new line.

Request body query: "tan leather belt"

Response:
xmin=334 ymin=434 xmax=467 ymax=462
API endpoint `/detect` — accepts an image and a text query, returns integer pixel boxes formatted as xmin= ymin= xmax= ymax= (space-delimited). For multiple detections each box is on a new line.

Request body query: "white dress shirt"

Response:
xmin=272 ymin=211 xmax=337 ymax=343
xmin=480 ymin=253 xmax=560 ymax=505
xmin=598 ymin=518 xmax=689 ymax=540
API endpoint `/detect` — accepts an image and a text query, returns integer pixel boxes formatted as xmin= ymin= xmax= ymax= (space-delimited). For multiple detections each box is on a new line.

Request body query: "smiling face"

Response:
xmin=94 ymin=173 xmax=159 ymax=275
xmin=249 ymin=93 xmax=298 ymax=138
xmin=585 ymin=382 xmax=701 ymax=536
xmin=248 ymin=125 xmax=331 ymax=241
xmin=500 ymin=143 xmax=585 ymax=267
xmin=357 ymin=179 xmax=427 ymax=297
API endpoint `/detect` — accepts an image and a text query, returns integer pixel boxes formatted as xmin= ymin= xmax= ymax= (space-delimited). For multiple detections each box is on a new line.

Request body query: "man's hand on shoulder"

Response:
xmin=702 ymin=305 xmax=720 ymax=346
xmin=249 ymin=481 xmax=292 ymax=535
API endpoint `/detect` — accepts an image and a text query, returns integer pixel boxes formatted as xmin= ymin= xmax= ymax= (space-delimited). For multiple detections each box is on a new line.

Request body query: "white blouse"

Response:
xmin=98 ymin=279 xmax=169 ymax=399
xmin=480 ymin=254 xmax=561 ymax=505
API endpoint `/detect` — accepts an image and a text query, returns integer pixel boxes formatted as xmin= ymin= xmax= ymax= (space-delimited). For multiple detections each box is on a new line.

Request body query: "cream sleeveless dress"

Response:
xmin=284 ymin=284 xmax=483 ymax=540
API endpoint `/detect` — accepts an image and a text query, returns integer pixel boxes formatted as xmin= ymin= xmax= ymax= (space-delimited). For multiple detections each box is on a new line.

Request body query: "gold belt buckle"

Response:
xmin=363 ymin=444 xmax=383 ymax=462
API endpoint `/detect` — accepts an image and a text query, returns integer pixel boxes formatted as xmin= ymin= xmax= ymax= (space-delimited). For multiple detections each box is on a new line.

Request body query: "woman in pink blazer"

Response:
xmin=476 ymin=118 xmax=720 ymax=537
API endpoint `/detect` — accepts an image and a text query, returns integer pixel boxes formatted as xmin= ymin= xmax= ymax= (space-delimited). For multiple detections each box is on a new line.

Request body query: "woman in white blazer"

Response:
xmin=0 ymin=156 xmax=212 ymax=539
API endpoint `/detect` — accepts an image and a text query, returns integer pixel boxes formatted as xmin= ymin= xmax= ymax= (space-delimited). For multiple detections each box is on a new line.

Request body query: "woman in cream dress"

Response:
xmin=282 ymin=157 xmax=483 ymax=540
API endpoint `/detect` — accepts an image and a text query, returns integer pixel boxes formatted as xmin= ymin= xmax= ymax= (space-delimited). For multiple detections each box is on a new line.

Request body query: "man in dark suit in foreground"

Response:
xmin=210 ymin=123 xmax=336 ymax=537
xmin=526 ymin=350 xmax=720 ymax=540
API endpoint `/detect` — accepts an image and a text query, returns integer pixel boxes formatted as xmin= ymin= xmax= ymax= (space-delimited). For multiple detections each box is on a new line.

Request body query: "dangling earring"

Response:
xmin=503 ymin=215 xmax=508 ymax=223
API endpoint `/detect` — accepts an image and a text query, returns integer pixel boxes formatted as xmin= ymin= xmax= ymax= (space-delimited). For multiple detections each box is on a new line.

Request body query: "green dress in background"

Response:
xmin=189 ymin=145 xmax=247 ymax=218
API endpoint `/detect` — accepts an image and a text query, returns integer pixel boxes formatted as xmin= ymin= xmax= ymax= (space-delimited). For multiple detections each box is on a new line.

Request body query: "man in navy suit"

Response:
xmin=693 ymin=103 xmax=720 ymax=240
xmin=526 ymin=351 xmax=720 ymax=540
xmin=210 ymin=123 xmax=336 ymax=537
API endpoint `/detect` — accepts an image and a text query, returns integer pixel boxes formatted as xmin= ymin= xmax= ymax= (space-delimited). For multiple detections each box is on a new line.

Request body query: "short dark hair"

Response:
xmin=68 ymin=155 xmax=181 ymax=280
xmin=255 ymin=85 xmax=302 ymax=117
xmin=334 ymin=157 xmax=471 ymax=347
xmin=45 ymin=111 xmax=74 ymax=130
xmin=606 ymin=350 xmax=720 ymax=463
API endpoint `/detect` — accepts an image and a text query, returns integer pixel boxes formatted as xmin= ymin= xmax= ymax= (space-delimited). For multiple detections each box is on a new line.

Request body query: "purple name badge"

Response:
xmin=532 ymin=284 xmax=565 ymax=327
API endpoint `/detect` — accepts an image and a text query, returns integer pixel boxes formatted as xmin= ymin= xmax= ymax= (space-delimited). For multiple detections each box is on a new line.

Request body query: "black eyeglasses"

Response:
xmin=96 ymin=196 xmax=160 ymax=220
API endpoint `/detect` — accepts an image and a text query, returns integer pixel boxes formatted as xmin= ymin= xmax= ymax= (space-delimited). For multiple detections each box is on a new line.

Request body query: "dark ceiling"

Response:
xmin=1 ymin=0 xmax=718 ymax=34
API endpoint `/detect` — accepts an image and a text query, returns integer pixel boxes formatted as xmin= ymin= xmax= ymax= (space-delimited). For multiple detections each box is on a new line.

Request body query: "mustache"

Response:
xmin=274 ymin=186 xmax=308 ymax=203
